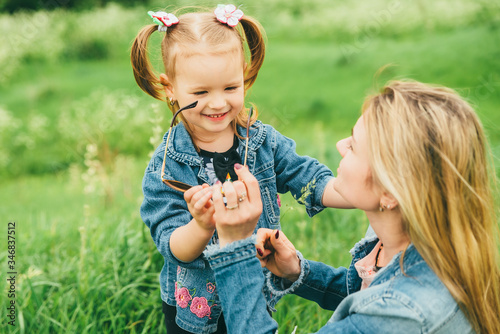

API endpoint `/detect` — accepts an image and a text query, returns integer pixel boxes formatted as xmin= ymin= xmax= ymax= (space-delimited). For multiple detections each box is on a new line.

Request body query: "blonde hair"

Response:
xmin=363 ymin=80 xmax=500 ymax=333
xmin=130 ymin=8 xmax=264 ymax=144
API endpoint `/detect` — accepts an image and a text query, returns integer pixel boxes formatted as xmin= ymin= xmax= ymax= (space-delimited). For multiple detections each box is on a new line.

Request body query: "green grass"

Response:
xmin=3 ymin=60 xmax=137 ymax=121
xmin=1 ymin=1 xmax=500 ymax=333
xmin=0 ymin=166 xmax=367 ymax=333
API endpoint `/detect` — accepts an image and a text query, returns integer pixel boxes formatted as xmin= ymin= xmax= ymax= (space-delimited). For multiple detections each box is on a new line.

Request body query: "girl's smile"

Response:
xmin=203 ymin=111 xmax=230 ymax=120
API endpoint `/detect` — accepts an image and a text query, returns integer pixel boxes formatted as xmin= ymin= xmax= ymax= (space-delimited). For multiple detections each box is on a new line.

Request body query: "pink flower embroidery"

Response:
xmin=214 ymin=4 xmax=244 ymax=27
xmin=190 ymin=297 xmax=211 ymax=318
xmin=175 ymin=283 xmax=192 ymax=308
xmin=277 ymin=194 xmax=281 ymax=208
xmin=206 ymin=282 xmax=216 ymax=294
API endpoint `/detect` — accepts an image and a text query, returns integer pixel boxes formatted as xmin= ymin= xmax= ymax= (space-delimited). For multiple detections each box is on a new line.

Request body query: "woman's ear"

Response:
xmin=159 ymin=73 xmax=175 ymax=99
xmin=380 ymin=192 xmax=399 ymax=210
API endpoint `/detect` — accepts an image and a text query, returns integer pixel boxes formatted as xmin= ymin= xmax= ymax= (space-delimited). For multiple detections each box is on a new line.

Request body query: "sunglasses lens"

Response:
xmin=162 ymin=179 xmax=193 ymax=193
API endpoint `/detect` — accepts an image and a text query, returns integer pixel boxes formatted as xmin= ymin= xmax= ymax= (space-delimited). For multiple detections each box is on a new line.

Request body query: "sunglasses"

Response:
xmin=161 ymin=103 xmax=254 ymax=192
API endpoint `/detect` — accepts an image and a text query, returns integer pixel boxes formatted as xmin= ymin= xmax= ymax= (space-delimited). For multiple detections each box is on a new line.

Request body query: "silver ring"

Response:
xmin=238 ymin=192 xmax=247 ymax=202
xmin=226 ymin=204 xmax=239 ymax=210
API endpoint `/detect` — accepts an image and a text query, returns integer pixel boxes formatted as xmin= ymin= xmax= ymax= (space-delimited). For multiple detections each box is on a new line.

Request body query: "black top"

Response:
xmin=199 ymin=135 xmax=241 ymax=183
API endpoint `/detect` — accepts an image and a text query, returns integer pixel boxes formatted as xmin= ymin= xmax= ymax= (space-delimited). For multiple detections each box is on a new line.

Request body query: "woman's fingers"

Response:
xmin=258 ymin=257 xmax=268 ymax=268
xmin=269 ymin=229 xmax=295 ymax=253
xmin=212 ymin=181 xmax=226 ymax=212
xmin=256 ymin=228 xmax=274 ymax=257
xmin=233 ymin=164 xmax=261 ymax=210
xmin=222 ymin=180 xmax=239 ymax=210
xmin=210 ymin=165 xmax=263 ymax=247
xmin=268 ymin=229 xmax=301 ymax=281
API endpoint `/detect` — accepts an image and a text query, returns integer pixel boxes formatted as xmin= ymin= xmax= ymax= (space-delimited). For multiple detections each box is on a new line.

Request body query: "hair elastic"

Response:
xmin=148 ymin=11 xmax=179 ymax=32
xmin=214 ymin=4 xmax=244 ymax=27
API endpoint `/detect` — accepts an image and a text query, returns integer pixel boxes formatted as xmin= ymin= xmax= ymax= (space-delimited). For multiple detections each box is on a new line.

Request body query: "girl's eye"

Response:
xmin=193 ymin=91 xmax=207 ymax=95
xmin=225 ymin=86 xmax=238 ymax=91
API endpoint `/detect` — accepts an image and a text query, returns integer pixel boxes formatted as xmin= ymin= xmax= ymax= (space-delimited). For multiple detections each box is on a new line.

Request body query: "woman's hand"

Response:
xmin=184 ymin=184 xmax=215 ymax=232
xmin=255 ymin=228 xmax=301 ymax=282
xmin=212 ymin=164 xmax=263 ymax=247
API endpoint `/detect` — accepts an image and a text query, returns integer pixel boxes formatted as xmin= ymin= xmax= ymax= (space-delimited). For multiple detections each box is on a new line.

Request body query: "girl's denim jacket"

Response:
xmin=140 ymin=121 xmax=333 ymax=333
xmin=205 ymin=231 xmax=473 ymax=334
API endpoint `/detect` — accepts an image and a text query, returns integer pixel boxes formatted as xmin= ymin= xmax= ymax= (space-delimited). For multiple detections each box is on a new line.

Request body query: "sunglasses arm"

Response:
xmin=161 ymin=101 xmax=198 ymax=180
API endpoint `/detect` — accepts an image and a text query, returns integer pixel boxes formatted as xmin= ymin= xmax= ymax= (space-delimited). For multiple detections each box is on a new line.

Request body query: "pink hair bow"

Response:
xmin=148 ymin=11 xmax=179 ymax=32
xmin=214 ymin=4 xmax=244 ymax=27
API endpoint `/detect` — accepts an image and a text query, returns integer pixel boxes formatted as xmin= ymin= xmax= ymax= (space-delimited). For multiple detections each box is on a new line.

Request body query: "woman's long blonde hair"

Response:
xmin=363 ymin=80 xmax=500 ymax=333
xmin=130 ymin=8 xmax=263 ymax=145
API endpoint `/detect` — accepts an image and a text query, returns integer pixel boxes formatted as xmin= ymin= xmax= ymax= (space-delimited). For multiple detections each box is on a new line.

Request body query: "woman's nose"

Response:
xmin=336 ymin=138 xmax=348 ymax=157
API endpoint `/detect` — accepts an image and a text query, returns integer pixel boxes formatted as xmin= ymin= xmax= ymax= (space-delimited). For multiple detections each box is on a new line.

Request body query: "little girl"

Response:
xmin=131 ymin=5 xmax=349 ymax=333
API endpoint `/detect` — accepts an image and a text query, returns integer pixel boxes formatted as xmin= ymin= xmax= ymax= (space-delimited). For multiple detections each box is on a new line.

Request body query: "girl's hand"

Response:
xmin=212 ymin=164 xmax=263 ymax=247
xmin=184 ymin=184 xmax=215 ymax=232
xmin=255 ymin=228 xmax=301 ymax=282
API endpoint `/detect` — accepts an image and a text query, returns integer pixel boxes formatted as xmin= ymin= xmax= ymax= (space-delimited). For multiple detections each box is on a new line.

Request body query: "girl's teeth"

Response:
xmin=208 ymin=114 xmax=224 ymax=118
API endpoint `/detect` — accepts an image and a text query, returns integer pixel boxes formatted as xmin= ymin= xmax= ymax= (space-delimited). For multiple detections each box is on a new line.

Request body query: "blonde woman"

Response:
xmin=205 ymin=80 xmax=500 ymax=333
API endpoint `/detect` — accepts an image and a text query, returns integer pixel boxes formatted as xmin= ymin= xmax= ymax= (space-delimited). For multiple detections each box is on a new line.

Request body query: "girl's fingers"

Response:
xmin=184 ymin=185 xmax=203 ymax=203
xmin=193 ymin=189 xmax=213 ymax=211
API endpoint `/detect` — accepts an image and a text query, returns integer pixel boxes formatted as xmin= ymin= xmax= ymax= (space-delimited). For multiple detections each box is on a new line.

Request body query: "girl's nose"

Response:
xmin=208 ymin=94 xmax=227 ymax=110
xmin=336 ymin=138 xmax=348 ymax=157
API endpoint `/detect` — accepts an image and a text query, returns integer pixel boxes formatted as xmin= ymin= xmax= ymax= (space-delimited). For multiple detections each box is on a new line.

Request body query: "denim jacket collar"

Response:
xmin=349 ymin=234 xmax=379 ymax=259
xmin=371 ymin=243 xmax=423 ymax=286
xmin=167 ymin=120 xmax=266 ymax=167
xmin=348 ymin=235 xmax=424 ymax=287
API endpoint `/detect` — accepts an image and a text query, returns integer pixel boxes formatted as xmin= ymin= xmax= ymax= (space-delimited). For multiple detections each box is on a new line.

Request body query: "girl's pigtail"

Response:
xmin=131 ymin=25 xmax=165 ymax=101
xmin=240 ymin=16 xmax=266 ymax=90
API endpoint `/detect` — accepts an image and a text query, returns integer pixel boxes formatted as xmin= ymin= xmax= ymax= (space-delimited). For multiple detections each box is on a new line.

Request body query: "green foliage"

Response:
xmin=0 ymin=4 xmax=145 ymax=83
xmin=0 ymin=0 xmax=148 ymax=13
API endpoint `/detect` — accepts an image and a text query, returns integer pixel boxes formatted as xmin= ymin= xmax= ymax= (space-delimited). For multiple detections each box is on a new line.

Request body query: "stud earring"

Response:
xmin=170 ymin=98 xmax=176 ymax=106
xmin=379 ymin=205 xmax=384 ymax=212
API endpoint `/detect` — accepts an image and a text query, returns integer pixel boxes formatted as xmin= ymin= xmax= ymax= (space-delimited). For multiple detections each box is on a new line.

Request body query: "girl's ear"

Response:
xmin=160 ymin=73 xmax=175 ymax=99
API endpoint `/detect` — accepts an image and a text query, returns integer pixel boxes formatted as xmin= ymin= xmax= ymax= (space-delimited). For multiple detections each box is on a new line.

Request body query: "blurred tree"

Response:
xmin=0 ymin=0 xmax=148 ymax=12
xmin=1 ymin=0 xmax=39 ymax=12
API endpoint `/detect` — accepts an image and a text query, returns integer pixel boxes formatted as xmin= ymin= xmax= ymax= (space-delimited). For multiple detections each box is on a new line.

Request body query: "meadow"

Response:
xmin=0 ymin=0 xmax=499 ymax=333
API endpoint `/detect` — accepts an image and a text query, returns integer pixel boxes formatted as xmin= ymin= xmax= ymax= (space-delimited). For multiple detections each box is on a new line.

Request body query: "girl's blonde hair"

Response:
xmin=363 ymin=80 xmax=500 ymax=333
xmin=130 ymin=8 xmax=264 ymax=144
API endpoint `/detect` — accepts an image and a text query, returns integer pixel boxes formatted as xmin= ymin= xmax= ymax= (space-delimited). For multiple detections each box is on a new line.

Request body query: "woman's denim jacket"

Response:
xmin=140 ymin=121 xmax=333 ymax=333
xmin=204 ymin=231 xmax=473 ymax=334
